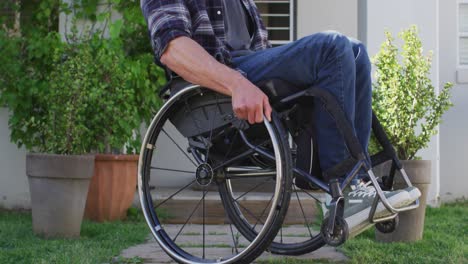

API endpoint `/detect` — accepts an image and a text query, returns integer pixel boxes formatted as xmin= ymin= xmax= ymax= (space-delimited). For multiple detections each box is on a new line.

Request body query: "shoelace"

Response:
xmin=348 ymin=181 xmax=377 ymax=198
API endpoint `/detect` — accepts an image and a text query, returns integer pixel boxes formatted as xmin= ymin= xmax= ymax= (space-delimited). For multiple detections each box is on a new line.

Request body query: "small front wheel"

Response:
xmin=376 ymin=215 xmax=399 ymax=233
xmin=321 ymin=217 xmax=349 ymax=247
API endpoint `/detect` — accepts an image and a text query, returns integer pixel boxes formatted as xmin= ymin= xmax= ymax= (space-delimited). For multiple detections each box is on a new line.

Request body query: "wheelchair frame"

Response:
xmin=212 ymin=82 xmax=420 ymax=242
xmin=274 ymin=85 xmax=419 ymax=225
xmin=138 ymin=80 xmax=420 ymax=262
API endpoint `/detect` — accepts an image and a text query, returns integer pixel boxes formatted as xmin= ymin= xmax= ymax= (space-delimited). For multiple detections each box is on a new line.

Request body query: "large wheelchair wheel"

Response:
xmin=220 ymin=116 xmax=328 ymax=256
xmin=138 ymin=85 xmax=293 ymax=264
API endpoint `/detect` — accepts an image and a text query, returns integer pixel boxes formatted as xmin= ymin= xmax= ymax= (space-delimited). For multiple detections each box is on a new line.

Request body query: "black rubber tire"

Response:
xmin=139 ymin=86 xmax=293 ymax=264
xmin=321 ymin=217 xmax=349 ymax=247
xmin=219 ymin=121 xmax=326 ymax=256
xmin=376 ymin=215 xmax=399 ymax=234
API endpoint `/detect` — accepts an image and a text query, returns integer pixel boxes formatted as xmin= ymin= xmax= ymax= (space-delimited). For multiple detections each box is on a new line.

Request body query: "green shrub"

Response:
xmin=371 ymin=26 xmax=453 ymax=160
xmin=0 ymin=0 xmax=165 ymax=155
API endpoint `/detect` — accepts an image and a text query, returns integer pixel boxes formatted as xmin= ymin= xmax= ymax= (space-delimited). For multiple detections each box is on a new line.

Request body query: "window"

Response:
xmin=254 ymin=0 xmax=295 ymax=45
xmin=0 ymin=1 xmax=58 ymax=33
xmin=0 ymin=1 xmax=18 ymax=29
xmin=459 ymin=1 xmax=468 ymax=65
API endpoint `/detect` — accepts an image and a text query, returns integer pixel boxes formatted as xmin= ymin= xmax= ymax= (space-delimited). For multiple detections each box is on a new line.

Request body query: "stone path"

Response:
xmin=119 ymin=225 xmax=348 ymax=263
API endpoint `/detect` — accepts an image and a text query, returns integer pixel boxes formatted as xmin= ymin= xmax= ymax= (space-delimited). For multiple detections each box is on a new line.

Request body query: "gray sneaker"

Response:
xmin=343 ymin=182 xmax=421 ymax=237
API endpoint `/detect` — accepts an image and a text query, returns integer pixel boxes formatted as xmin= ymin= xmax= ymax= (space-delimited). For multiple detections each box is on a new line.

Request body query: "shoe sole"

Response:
xmin=345 ymin=190 xmax=418 ymax=237
xmin=407 ymin=186 xmax=422 ymax=201
xmin=321 ymin=187 xmax=421 ymax=238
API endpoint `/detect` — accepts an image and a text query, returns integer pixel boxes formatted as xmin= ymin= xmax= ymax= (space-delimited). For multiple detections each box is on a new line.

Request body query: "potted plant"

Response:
xmin=0 ymin=28 xmax=95 ymax=238
xmin=0 ymin=1 xmax=163 ymax=234
xmin=52 ymin=36 xmax=145 ymax=223
xmin=68 ymin=6 xmax=165 ymax=222
xmin=371 ymin=26 xmax=453 ymax=242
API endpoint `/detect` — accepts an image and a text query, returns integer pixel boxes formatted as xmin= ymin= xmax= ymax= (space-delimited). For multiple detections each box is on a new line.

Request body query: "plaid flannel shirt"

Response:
xmin=141 ymin=0 xmax=271 ymax=68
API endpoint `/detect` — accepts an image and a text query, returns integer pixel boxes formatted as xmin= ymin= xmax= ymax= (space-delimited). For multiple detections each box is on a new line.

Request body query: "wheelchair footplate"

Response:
xmin=319 ymin=161 xmax=421 ymax=247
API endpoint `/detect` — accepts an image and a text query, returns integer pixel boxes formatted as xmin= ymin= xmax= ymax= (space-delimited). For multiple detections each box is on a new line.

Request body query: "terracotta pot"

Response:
xmin=26 ymin=153 xmax=94 ymax=238
xmin=84 ymin=154 xmax=138 ymax=222
xmin=374 ymin=160 xmax=431 ymax=242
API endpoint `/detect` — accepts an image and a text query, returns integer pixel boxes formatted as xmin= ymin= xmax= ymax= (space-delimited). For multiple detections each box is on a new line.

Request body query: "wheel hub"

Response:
xmin=196 ymin=163 xmax=213 ymax=186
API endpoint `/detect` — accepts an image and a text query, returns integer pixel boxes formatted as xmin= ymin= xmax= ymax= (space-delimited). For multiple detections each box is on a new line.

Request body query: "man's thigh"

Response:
xmin=232 ymin=38 xmax=313 ymax=88
xmin=232 ymin=31 xmax=350 ymax=88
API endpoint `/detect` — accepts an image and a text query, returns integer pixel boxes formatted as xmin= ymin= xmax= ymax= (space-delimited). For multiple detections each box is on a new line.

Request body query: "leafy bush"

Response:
xmin=371 ymin=26 xmax=453 ymax=160
xmin=0 ymin=0 xmax=165 ymax=155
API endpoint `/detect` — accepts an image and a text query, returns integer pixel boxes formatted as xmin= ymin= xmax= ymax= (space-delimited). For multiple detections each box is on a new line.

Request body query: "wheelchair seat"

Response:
xmin=167 ymin=76 xmax=302 ymax=99
xmin=166 ymin=76 xmax=321 ymax=187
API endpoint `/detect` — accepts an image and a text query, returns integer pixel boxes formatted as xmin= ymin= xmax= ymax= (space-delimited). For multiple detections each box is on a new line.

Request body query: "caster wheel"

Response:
xmin=376 ymin=215 xmax=399 ymax=233
xmin=321 ymin=217 xmax=349 ymax=247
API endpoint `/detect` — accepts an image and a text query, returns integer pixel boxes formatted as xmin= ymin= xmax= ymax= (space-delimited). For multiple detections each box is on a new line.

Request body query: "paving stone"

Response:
xmin=119 ymin=225 xmax=348 ymax=263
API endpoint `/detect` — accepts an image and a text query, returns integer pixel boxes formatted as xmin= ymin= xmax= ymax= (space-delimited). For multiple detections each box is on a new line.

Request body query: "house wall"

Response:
xmin=0 ymin=108 xmax=30 ymax=209
xmin=366 ymin=0 xmax=441 ymax=206
xmin=59 ymin=0 xmax=121 ymax=40
xmin=297 ymin=0 xmax=446 ymax=205
xmin=438 ymin=0 xmax=468 ymax=202
xmin=0 ymin=0 xmax=122 ymax=209
xmin=2 ymin=0 xmax=466 ymax=209
xmin=296 ymin=0 xmax=358 ymax=39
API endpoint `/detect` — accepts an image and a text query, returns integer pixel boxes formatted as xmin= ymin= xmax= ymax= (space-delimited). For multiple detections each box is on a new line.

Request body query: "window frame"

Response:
xmin=254 ymin=0 xmax=297 ymax=45
xmin=457 ymin=0 xmax=468 ymax=68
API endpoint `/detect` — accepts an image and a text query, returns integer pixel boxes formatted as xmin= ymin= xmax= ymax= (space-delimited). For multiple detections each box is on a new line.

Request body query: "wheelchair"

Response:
xmin=138 ymin=76 xmax=420 ymax=264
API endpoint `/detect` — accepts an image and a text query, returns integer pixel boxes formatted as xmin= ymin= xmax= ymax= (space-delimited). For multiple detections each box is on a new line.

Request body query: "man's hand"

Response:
xmin=230 ymin=80 xmax=272 ymax=124
xmin=161 ymin=37 xmax=272 ymax=124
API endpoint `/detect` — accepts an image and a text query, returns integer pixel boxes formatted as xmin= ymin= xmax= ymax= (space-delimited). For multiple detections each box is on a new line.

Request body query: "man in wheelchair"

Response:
xmin=141 ymin=0 xmax=420 ymax=233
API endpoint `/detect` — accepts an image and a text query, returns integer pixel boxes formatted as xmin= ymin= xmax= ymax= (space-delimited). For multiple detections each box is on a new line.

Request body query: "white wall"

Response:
xmin=0 ymin=0 xmax=123 ymax=209
xmin=297 ymin=0 xmax=358 ymax=39
xmin=59 ymin=0 xmax=121 ymax=40
xmin=297 ymin=0 xmax=446 ymax=205
xmin=0 ymin=108 xmax=30 ymax=209
xmin=438 ymin=0 xmax=468 ymax=202
xmin=366 ymin=0 xmax=441 ymax=206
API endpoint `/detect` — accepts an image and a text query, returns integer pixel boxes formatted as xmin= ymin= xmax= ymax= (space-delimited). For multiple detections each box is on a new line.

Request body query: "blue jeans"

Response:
xmin=232 ymin=31 xmax=372 ymax=180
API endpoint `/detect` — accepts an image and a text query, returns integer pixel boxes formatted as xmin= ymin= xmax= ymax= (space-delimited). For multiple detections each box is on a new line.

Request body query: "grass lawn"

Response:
xmin=0 ymin=210 xmax=149 ymax=264
xmin=262 ymin=201 xmax=467 ymax=264
xmin=340 ymin=201 xmax=468 ymax=264
xmin=1 ymin=202 xmax=466 ymax=264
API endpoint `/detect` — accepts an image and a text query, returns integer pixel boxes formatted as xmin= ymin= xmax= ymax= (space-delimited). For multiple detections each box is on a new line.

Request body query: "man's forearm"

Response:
xmin=161 ymin=36 xmax=244 ymax=96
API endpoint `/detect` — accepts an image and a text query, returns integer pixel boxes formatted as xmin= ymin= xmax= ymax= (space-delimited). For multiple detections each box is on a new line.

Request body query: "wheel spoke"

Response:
xmin=234 ymin=178 xmax=272 ymax=202
xmin=174 ymin=190 xmax=208 ymax=242
xmin=253 ymin=194 xmax=274 ymax=230
xmin=202 ymin=187 xmax=206 ymax=258
xmin=235 ymin=200 xmax=265 ymax=226
xmin=293 ymin=185 xmax=314 ymax=238
xmin=213 ymin=149 xmax=256 ymax=171
xmin=150 ymin=167 xmax=195 ymax=174
xmin=162 ymin=129 xmax=198 ymax=167
xmin=155 ymin=180 xmax=196 ymax=209
xmin=229 ymin=223 xmax=239 ymax=254
xmin=302 ymin=189 xmax=326 ymax=204
xmin=212 ymin=139 xmax=271 ymax=171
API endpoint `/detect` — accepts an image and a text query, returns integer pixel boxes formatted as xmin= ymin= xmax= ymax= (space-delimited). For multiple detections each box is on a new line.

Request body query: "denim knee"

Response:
xmin=350 ymin=39 xmax=371 ymax=72
xmin=300 ymin=31 xmax=354 ymax=65
xmin=312 ymin=30 xmax=350 ymax=49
